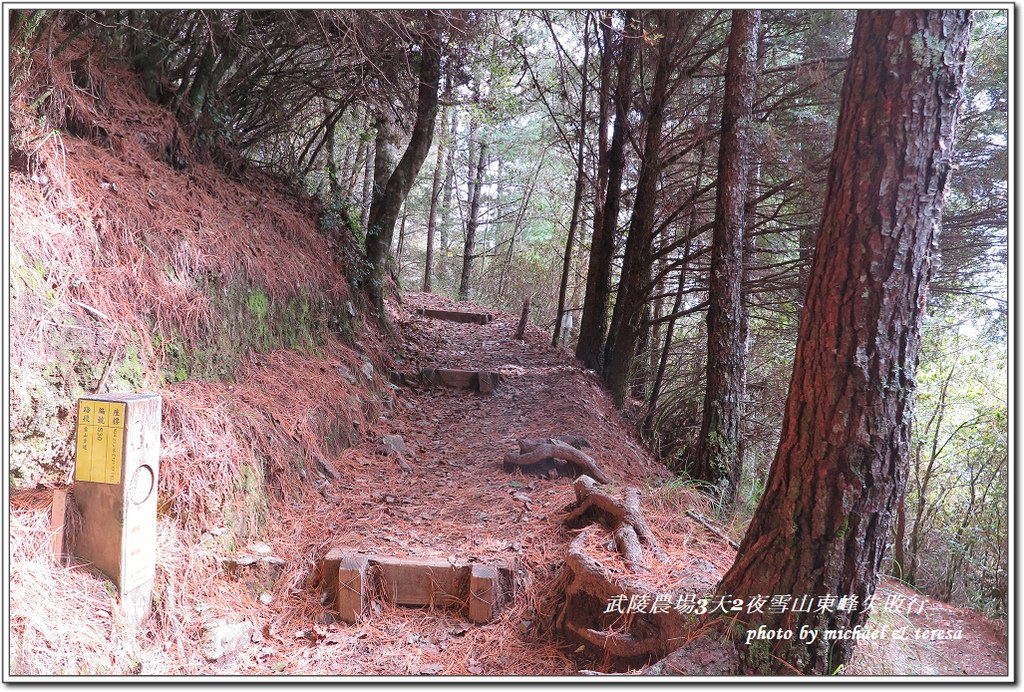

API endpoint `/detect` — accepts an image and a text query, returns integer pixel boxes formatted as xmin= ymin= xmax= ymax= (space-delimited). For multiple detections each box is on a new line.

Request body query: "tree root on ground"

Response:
xmin=549 ymin=530 xmax=687 ymax=670
xmin=502 ymin=436 xmax=610 ymax=483
xmin=563 ymin=475 xmax=666 ymax=564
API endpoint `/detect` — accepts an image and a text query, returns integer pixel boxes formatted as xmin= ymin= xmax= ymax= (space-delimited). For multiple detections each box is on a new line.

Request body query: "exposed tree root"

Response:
xmin=503 ymin=437 xmax=610 ymax=483
xmin=551 ymin=530 xmax=687 ymax=670
xmin=564 ymin=475 xmax=666 ymax=563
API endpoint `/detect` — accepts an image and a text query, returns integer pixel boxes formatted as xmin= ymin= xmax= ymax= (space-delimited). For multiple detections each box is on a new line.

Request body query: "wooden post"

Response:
xmin=336 ymin=555 xmax=369 ymax=624
xmin=50 ymin=488 xmax=68 ymax=563
xmin=71 ymin=393 xmax=161 ymax=625
xmin=515 ymin=298 xmax=531 ymax=340
xmin=468 ymin=564 xmax=500 ymax=623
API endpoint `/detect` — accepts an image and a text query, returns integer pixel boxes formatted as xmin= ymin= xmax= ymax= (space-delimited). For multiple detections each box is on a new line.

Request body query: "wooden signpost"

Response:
xmin=72 ymin=393 xmax=161 ymax=625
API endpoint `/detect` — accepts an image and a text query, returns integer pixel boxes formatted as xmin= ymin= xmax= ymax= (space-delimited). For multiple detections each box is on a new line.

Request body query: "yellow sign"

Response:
xmin=75 ymin=400 xmax=126 ymax=484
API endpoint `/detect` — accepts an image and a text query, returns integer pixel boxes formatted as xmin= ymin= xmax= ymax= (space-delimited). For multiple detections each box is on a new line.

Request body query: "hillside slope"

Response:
xmin=9 ymin=33 xmax=363 ymax=486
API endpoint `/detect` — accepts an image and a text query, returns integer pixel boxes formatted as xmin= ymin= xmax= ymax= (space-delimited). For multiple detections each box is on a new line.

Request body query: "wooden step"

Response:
xmin=415 ymin=308 xmax=494 ymax=324
xmin=419 ymin=368 xmax=501 ymax=394
xmin=322 ymin=549 xmax=515 ymax=623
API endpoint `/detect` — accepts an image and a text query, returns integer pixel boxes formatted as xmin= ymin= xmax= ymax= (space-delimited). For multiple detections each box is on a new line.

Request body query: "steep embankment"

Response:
xmin=9 ymin=34 xmax=367 ymax=487
xmin=9 ymin=34 xmax=392 ymax=674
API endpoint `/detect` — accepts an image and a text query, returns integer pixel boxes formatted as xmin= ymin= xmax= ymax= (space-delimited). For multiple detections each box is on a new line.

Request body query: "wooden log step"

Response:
xmin=419 ymin=368 xmax=501 ymax=394
xmin=322 ymin=549 xmax=515 ymax=623
xmin=415 ymin=308 xmax=494 ymax=324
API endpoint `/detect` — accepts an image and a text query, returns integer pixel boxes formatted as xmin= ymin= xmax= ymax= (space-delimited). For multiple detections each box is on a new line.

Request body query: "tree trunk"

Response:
xmin=602 ymin=12 xmax=677 ymax=407
xmin=359 ymin=114 xmax=375 ymax=232
xmin=437 ymin=105 xmax=458 ymax=286
xmin=396 ymin=205 xmax=409 ymax=274
xmin=576 ymin=10 xmax=636 ymax=371
xmin=643 ymin=81 xmax=717 ymax=436
xmin=553 ymin=15 xmax=592 ymax=348
xmin=690 ymin=10 xmax=760 ymax=507
xmin=423 ymin=103 xmax=449 ymax=292
xmin=716 ymin=10 xmax=970 ymax=675
xmin=892 ymin=489 xmax=907 ymax=579
xmin=631 ymin=299 xmax=652 ymax=401
xmin=458 ymin=141 xmax=488 ymax=300
xmin=364 ymin=16 xmax=443 ymax=313
xmin=906 ymin=365 xmax=954 ymax=585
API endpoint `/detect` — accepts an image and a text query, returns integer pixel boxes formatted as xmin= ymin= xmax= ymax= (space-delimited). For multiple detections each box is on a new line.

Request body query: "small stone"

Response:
xmin=249 ymin=542 xmax=272 ymax=556
xmin=512 ymin=492 xmax=532 ymax=504
xmin=259 ymin=592 xmax=273 ymax=605
xmin=202 ymin=617 xmax=254 ymax=662
xmin=360 ymin=361 xmax=374 ymax=380
xmin=346 ymin=301 xmax=357 ymax=317
xmin=336 ymin=365 xmax=357 ymax=385
xmin=382 ymin=434 xmax=410 ymax=456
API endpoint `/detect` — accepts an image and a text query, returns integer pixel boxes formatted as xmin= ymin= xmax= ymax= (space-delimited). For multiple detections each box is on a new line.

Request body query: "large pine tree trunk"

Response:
xmin=576 ymin=10 xmax=638 ymax=371
xmin=690 ymin=10 xmax=760 ymax=505
xmin=717 ymin=10 xmax=970 ymax=675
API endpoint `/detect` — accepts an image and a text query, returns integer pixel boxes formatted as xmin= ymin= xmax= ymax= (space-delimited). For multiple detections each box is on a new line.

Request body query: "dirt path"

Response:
xmin=237 ymin=292 xmax=672 ymax=675
xmin=198 ymin=292 xmax=1005 ymax=677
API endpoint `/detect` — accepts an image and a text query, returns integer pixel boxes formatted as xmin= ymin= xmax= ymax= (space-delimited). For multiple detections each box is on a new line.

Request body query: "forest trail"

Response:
xmin=282 ymin=290 xmax=686 ymax=675
xmin=268 ymin=291 xmax=1005 ymax=676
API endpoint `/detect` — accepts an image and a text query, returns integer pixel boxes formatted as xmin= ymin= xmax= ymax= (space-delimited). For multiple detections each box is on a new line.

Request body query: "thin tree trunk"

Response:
xmin=324 ymin=101 xmax=340 ymax=197
xmin=576 ymin=10 xmax=638 ymax=371
xmin=458 ymin=141 xmax=488 ymax=300
xmin=631 ymin=299 xmax=652 ymax=401
xmin=553 ymin=14 xmax=592 ymax=347
xmin=423 ymin=103 xmax=449 ymax=292
xmin=500 ymin=152 xmax=545 ymax=299
xmin=438 ymin=104 xmax=458 ymax=286
xmin=396 ymin=205 xmax=409 ymax=274
xmin=360 ymin=125 xmax=375 ymax=233
xmin=364 ymin=16 xmax=443 ymax=313
xmin=643 ymin=80 xmax=717 ymax=436
xmin=717 ymin=10 xmax=970 ymax=674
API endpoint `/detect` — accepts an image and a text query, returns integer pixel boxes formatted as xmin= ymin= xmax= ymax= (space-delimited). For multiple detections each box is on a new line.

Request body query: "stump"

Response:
xmin=514 ymin=298 xmax=530 ymax=340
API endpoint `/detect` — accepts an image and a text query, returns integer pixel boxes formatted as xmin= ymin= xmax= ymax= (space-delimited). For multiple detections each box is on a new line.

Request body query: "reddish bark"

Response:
xmin=717 ymin=10 xmax=970 ymax=674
